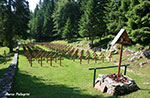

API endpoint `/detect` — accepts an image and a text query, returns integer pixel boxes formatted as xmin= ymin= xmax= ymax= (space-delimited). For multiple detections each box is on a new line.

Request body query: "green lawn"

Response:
xmin=12 ymin=47 xmax=150 ymax=98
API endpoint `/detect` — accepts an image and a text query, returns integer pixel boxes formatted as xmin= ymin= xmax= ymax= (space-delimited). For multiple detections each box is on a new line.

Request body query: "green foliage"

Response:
xmin=62 ymin=18 xmax=73 ymax=39
xmin=126 ymin=1 xmax=150 ymax=44
xmin=105 ymin=0 xmax=150 ymax=44
xmin=0 ymin=0 xmax=30 ymax=52
xmin=52 ymin=0 xmax=80 ymax=37
xmin=78 ymin=0 xmax=108 ymax=46
xmin=29 ymin=0 xmax=55 ymax=41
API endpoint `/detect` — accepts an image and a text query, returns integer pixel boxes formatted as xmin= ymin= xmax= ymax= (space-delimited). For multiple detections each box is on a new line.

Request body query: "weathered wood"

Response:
xmin=108 ymin=53 xmax=112 ymax=62
xmin=86 ymin=50 xmax=91 ymax=64
xmin=79 ymin=50 xmax=84 ymax=64
xmin=117 ymin=37 xmax=123 ymax=76
xmin=93 ymin=52 xmax=97 ymax=63
xmin=58 ymin=56 xmax=64 ymax=66
xmin=101 ymin=54 xmax=105 ymax=62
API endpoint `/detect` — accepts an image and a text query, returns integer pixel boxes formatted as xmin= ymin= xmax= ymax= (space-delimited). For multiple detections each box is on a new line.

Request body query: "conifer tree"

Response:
xmin=78 ymin=0 xmax=108 ymax=47
xmin=52 ymin=0 xmax=80 ymax=38
xmin=126 ymin=0 xmax=150 ymax=44
xmin=62 ymin=18 xmax=72 ymax=39
xmin=0 ymin=0 xmax=30 ymax=52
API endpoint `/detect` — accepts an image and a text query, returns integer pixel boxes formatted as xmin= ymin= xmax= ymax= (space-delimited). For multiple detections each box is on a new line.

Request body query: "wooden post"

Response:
xmin=50 ymin=56 xmax=53 ymax=66
xmin=86 ymin=55 xmax=90 ymax=64
xmin=58 ymin=56 xmax=63 ymax=66
xmin=93 ymin=52 xmax=97 ymax=63
xmin=29 ymin=58 xmax=32 ymax=67
xmin=101 ymin=54 xmax=105 ymax=62
xmin=117 ymin=38 xmax=124 ymax=76
xmin=59 ymin=56 xmax=61 ymax=66
xmin=4 ymin=50 xmax=7 ymax=64
xmin=55 ymin=56 xmax=57 ymax=63
xmin=79 ymin=55 xmax=82 ymax=64
xmin=79 ymin=50 xmax=84 ymax=64
xmin=41 ymin=57 xmax=42 ymax=67
xmin=108 ymin=53 xmax=112 ymax=62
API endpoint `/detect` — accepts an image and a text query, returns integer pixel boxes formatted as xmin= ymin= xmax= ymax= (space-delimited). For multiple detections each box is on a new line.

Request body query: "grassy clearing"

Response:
xmin=12 ymin=46 xmax=150 ymax=98
xmin=0 ymin=47 xmax=14 ymax=78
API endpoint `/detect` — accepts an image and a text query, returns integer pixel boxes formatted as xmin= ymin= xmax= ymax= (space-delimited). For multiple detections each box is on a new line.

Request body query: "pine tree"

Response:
xmin=78 ymin=0 xmax=108 ymax=47
xmin=52 ymin=0 xmax=80 ymax=38
xmin=62 ymin=18 xmax=72 ymax=39
xmin=126 ymin=0 xmax=150 ymax=44
xmin=29 ymin=0 xmax=55 ymax=41
xmin=0 ymin=0 xmax=30 ymax=52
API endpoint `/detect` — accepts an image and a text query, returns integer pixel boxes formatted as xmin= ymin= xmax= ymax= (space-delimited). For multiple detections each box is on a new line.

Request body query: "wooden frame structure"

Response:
xmin=110 ymin=28 xmax=132 ymax=76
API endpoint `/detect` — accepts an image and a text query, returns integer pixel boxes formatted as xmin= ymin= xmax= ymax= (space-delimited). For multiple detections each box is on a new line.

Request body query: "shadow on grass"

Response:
xmin=0 ymin=68 xmax=7 ymax=79
xmin=93 ymin=37 xmax=113 ymax=49
xmin=12 ymin=70 xmax=115 ymax=98
xmin=67 ymin=38 xmax=82 ymax=43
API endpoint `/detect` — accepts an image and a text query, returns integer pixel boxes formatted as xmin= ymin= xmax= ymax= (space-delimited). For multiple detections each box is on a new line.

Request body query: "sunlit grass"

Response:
xmin=12 ymin=46 xmax=150 ymax=98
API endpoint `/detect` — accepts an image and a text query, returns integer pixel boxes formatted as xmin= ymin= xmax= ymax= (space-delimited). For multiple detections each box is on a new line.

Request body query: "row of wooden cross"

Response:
xmin=22 ymin=44 xmax=64 ymax=67
xmin=38 ymin=43 xmax=113 ymax=64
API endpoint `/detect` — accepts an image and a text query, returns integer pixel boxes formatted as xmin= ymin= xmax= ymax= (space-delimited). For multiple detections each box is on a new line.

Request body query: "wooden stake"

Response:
xmin=58 ymin=56 xmax=63 ymax=66
xmin=108 ymin=53 xmax=112 ymax=62
xmin=50 ymin=56 xmax=53 ymax=66
xmin=117 ymin=38 xmax=124 ymax=76
xmin=41 ymin=57 xmax=42 ymax=67
xmin=59 ymin=56 xmax=62 ymax=66
xmin=101 ymin=54 xmax=105 ymax=63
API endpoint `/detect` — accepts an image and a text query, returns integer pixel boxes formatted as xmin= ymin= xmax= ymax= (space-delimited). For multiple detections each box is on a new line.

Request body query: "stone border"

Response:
xmin=0 ymin=46 xmax=19 ymax=98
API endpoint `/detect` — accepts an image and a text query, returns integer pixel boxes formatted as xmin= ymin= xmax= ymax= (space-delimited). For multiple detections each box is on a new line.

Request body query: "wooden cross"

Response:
xmin=72 ymin=54 xmax=77 ymax=62
xmin=72 ymin=49 xmax=79 ymax=62
xmin=58 ymin=56 xmax=64 ymax=66
xmin=46 ymin=52 xmax=52 ymax=63
xmin=86 ymin=50 xmax=91 ymax=64
xmin=86 ymin=55 xmax=90 ymax=64
xmin=78 ymin=50 xmax=84 ymax=64
xmin=93 ymin=52 xmax=97 ymax=63
xmin=28 ymin=57 xmax=34 ymax=67
xmin=53 ymin=54 xmax=57 ymax=63
xmin=101 ymin=54 xmax=105 ymax=62
xmin=110 ymin=29 xmax=132 ymax=76
xmin=49 ymin=56 xmax=53 ymax=66
xmin=40 ymin=57 xmax=43 ymax=67
xmin=108 ymin=53 xmax=112 ymax=62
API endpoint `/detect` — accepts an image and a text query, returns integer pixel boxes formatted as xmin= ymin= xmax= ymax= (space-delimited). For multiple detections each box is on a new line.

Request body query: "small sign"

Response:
xmin=111 ymin=29 xmax=132 ymax=46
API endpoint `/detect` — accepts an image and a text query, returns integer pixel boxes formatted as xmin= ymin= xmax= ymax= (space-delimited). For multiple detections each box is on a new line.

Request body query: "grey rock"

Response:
xmin=143 ymin=82 xmax=150 ymax=85
xmin=139 ymin=61 xmax=150 ymax=67
xmin=76 ymin=45 xmax=79 ymax=47
xmin=95 ymin=74 xmax=139 ymax=96
xmin=143 ymin=49 xmax=150 ymax=59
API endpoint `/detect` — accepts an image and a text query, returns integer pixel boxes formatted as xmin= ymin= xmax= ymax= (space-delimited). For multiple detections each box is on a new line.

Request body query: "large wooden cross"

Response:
xmin=110 ymin=29 xmax=132 ymax=76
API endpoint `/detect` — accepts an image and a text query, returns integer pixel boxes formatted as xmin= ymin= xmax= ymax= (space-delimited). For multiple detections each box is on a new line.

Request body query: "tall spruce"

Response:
xmin=29 ymin=0 xmax=55 ymax=41
xmin=126 ymin=0 xmax=150 ymax=44
xmin=52 ymin=0 xmax=80 ymax=38
xmin=0 ymin=0 xmax=30 ymax=52
xmin=78 ymin=0 xmax=108 ymax=47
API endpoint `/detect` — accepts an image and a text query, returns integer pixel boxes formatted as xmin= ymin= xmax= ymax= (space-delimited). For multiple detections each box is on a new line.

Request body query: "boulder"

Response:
xmin=139 ymin=61 xmax=150 ymax=67
xmin=94 ymin=74 xmax=139 ymax=96
xmin=143 ymin=49 xmax=150 ymax=59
